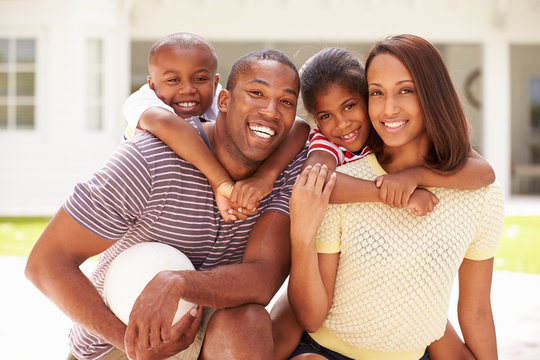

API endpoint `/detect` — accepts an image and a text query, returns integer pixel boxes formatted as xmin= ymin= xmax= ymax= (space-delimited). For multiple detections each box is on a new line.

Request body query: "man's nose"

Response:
xmin=259 ymin=99 xmax=279 ymax=119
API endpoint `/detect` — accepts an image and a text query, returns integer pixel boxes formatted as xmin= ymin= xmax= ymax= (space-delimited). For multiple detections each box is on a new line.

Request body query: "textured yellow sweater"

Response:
xmin=311 ymin=154 xmax=505 ymax=360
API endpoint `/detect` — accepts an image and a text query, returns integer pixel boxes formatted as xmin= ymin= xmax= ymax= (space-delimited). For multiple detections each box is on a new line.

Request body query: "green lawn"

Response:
xmin=1 ymin=216 xmax=539 ymax=273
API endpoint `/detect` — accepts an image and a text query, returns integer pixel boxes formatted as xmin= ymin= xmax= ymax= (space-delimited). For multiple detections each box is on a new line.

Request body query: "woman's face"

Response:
xmin=367 ymin=53 xmax=427 ymax=152
xmin=312 ymin=84 xmax=370 ymax=153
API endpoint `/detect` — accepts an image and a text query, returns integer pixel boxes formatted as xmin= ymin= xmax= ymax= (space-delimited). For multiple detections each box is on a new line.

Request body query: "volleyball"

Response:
xmin=104 ymin=242 xmax=196 ymax=326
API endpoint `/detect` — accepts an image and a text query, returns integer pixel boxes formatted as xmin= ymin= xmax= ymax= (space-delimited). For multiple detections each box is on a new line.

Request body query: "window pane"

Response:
xmin=87 ymin=72 xmax=102 ymax=97
xmin=0 ymin=39 xmax=8 ymax=63
xmin=15 ymin=105 xmax=34 ymax=129
xmin=0 ymin=72 xmax=7 ymax=96
xmin=87 ymin=39 xmax=102 ymax=65
xmin=0 ymin=105 xmax=7 ymax=128
xmin=511 ymin=45 xmax=540 ymax=194
xmin=16 ymin=39 xmax=35 ymax=63
xmin=16 ymin=72 xmax=34 ymax=96
xmin=87 ymin=104 xmax=103 ymax=131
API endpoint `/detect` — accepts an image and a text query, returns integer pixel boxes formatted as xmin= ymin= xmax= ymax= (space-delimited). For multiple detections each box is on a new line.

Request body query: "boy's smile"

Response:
xmin=148 ymin=46 xmax=219 ymax=119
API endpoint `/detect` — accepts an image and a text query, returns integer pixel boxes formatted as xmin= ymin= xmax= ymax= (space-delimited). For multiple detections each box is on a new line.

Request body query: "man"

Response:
xmin=25 ymin=49 xmax=306 ymax=360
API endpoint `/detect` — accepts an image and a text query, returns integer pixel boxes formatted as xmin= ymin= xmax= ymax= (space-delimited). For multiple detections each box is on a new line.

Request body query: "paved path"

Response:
xmin=2 ymin=256 xmax=539 ymax=359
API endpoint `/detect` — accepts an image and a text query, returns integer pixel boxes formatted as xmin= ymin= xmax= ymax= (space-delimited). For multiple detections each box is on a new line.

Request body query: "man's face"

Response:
xmin=148 ymin=46 xmax=219 ymax=119
xmin=219 ymin=60 xmax=299 ymax=164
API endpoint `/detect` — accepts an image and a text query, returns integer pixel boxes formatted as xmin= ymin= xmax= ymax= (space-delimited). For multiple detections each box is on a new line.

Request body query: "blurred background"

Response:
xmin=0 ymin=0 xmax=539 ymax=359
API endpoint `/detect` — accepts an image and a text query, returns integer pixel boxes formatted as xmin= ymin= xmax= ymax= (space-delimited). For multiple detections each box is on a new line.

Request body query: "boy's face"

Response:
xmin=313 ymin=84 xmax=370 ymax=153
xmin=217 ymin=60 xmax=299 ymax=164
xmin=148 ymin=46 xmax=219 ymax=119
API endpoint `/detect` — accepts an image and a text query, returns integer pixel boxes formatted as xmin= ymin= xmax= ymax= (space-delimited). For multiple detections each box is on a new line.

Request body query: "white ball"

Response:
xmin=104 ymin=242 xmax=197 ymax=326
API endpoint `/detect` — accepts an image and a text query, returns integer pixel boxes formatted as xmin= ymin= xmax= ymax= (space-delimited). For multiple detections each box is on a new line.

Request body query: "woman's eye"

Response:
xmin=400 ymin=88 xmax=414 ymax=94
xmin=345 ymin=103 xmax=355 ymax=110
xmin=370 ymin=90 xmax=382 ymax=96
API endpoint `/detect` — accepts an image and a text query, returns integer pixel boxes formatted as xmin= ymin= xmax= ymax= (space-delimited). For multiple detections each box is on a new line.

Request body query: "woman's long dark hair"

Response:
xmin=365 ymin=34 xmax=471 ymax=173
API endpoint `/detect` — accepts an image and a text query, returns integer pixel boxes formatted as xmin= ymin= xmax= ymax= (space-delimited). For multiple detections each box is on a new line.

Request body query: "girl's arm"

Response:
xmin=457 ymin=257 xmax=498 ymax=359
xmin=377 ymin=149 xmax=495 ymax=194
xmin=230 ymin=117 xmax=310 ymax=211
xmin=287 ymin=164 xmax=339 ymax=332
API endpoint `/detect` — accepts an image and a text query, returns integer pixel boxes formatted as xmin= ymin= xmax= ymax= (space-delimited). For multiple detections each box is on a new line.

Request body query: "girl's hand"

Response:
xmin=230 ymin=174 xmax=273 ymax=215
xmin=375 ymin=173 xmax=419 ymax=208
xmin=407 ymin=188 xmax=439 ymax=216
xmin=290 ymin=164 xmax=337 ymax=243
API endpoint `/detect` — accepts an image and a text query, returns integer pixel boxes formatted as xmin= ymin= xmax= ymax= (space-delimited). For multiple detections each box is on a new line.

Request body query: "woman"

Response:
xmin=287 ymin=34 xmax=504 ymax=360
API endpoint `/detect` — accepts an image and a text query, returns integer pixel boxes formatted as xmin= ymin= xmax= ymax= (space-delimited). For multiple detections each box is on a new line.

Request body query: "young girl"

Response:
xmin=285 ymin=36 xmax=504 ymax=360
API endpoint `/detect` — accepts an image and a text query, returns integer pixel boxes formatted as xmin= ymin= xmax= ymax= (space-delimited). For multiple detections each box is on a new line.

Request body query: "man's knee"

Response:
xmin=201 ymin=304 xmax=273 ymax=359
xmin=211 ymin=303 xmax=271 ymax=334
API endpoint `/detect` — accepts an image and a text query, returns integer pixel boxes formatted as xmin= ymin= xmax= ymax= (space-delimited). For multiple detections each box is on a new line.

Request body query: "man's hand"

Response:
xmin=124 ymin=271 xmax=199 ymax=359
xmin=126 ymin=306 xmax=203 ymax=360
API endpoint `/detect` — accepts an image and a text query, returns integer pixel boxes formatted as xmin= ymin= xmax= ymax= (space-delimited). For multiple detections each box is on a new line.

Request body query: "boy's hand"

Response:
xmin=230 ymin=174 xmax=273 ymax=215
xmin=407 ymin=188 xmax=439 ymax=216
xmin=375 ymin=173 xmax=418 ymax=208
xmin=214 ymin=181 xmax=252 ymax=223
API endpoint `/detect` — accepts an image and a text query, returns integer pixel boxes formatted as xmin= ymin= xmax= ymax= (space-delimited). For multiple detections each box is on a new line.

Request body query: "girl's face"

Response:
xmin=367 ymin=53 xmax=427 ymax=152
xmin=312 ymin=84 xmax=370 ymax=153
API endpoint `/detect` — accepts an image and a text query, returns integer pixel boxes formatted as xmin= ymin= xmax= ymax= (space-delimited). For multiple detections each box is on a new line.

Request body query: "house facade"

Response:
xmin=1 ymin=0 xmax=539 ymax=216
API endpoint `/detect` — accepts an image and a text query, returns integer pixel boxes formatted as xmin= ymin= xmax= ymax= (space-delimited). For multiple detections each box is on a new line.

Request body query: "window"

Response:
xmin=86 ymin=38 xmax=104 ymax=131
xmin=0 ymin=37 xmax=36 ymax=130
xmin=511 ymin=45 xmax=540 ymax=195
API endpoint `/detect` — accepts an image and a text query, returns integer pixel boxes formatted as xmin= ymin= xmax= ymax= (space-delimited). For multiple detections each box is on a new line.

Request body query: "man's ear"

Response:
xmin=217 ymin=88 xmax=230 ymax=112
xmin=147 ymin=76 xmax=155 ymax=90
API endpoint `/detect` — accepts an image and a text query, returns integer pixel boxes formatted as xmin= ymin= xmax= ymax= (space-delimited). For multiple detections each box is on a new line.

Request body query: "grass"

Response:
xmin=1 ymin=216 xmax=539 ymax=274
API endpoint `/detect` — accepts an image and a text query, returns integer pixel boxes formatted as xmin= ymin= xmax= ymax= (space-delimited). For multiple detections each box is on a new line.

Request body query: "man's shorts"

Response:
xmin=67 ymin=307 xmax=215 ymax=360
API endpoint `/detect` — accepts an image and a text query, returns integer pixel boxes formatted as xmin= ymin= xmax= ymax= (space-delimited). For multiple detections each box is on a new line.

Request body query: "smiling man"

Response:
xmin=25 ymin=49 xmax=306 ymax=360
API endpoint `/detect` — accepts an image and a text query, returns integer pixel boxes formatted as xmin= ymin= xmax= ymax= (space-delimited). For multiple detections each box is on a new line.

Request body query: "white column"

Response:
xmin=482 ymin=37 xmax=511 ymax=196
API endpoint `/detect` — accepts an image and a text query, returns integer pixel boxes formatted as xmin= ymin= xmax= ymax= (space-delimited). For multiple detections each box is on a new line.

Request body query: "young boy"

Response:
xmin=122 ymin=33 xmax=309 ymax=221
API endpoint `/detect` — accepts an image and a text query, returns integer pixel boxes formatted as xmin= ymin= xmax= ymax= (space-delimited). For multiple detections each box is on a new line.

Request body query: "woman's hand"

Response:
xmin=290 ymin=164 xmax=336 ymax=244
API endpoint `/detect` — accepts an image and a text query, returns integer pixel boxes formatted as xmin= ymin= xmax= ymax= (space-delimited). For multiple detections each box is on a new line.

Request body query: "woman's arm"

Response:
xmin=457 ymin=257 xmax=498 ymax=359
xmin=287 ymin=164 xmax=339 ymax=332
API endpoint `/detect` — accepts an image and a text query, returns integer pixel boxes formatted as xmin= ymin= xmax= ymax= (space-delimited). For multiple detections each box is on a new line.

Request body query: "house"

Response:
xmin=1 ymin=0 xmax=539 ymax=216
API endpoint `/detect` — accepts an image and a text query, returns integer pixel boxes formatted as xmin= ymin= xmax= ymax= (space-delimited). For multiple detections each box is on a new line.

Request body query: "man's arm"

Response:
xmin=125 ymin=210 xmax=293 ymax=355
xmin=24 ymin=208 xmax=127 ymax=350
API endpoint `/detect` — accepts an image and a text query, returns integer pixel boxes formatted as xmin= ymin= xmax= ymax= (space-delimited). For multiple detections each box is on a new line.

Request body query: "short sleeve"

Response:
xmin=122 ymin=84 xmax=175 ymax=140
xmin=465 ymin=182 xmax=505 ymax=260
xmin=308 ymin=129 xmax=342 ymax=166
xmin=63 ymin=142 xmax=152 ymax=241
xmin=316 ymin=203 xmax=342 ymax=254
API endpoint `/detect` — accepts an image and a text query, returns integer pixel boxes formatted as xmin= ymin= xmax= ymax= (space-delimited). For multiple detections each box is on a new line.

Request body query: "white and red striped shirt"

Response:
xmin=308 ymin=128 xmax=370 ymax=166
xmin=64 ymin=118 xmax=307 ymax=359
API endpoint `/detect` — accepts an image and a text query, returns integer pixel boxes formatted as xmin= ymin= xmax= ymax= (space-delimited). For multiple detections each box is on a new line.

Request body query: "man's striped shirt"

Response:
xmin=64 ymin=120 xmax=307 ymax=359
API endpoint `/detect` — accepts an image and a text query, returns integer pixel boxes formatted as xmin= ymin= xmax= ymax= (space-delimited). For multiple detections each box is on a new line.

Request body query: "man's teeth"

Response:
xmin=384 ymin=120 xmax=407 ymax=128
xmin=249 ymin=125 xmax=275 ymax=138
xmin=178 ymin=102 xmax=197 ymax=107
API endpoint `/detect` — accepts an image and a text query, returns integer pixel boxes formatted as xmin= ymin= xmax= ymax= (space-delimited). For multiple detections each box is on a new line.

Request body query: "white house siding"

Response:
xmin=1 ymin=0 xmax=539 ymax=216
